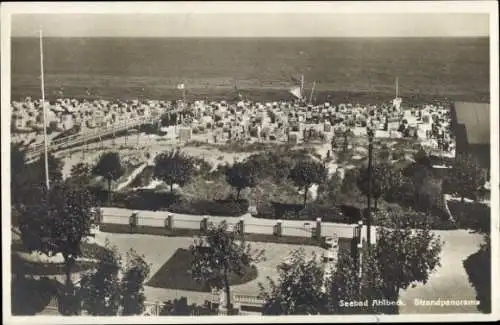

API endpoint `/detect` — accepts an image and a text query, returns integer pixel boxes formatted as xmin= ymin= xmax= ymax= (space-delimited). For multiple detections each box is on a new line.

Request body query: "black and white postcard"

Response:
xmin=1 ymin=1 xmax=498 ymax=323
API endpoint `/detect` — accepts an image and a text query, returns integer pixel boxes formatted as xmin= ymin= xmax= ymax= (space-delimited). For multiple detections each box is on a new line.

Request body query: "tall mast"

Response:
xmin=309 ymin=81 xmax=316 ymax=104
xmin=396 ymin=76 xmax=399 ymax=98
xmin=182 ymin=80 xmax=186 ymax=110
xmin=300 ymin=74 xmax=304 ymax=101
xmin=40 ymin=29 xmax=50 ymax=190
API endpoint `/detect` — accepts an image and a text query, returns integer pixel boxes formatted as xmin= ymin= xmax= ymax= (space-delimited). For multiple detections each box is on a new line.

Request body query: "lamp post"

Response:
xmin=365 ymin=125 xmax=375 ymax=313
xmin=366 ymin=126 xmax=374 ymax=253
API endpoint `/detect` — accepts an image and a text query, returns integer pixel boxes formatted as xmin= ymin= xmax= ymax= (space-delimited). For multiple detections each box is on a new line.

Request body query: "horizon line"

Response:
xmin=11 ymin=35 xmax=490 ymax=39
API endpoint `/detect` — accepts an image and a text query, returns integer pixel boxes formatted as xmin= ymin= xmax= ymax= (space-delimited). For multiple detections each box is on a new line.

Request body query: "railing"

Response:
xmin=23 ymin=107 xmax=185 ymax=161
xmin=233 ymin=294 xmax=265 ymax=307
xmin=143 ymin=301 xmax=164 ymax=316
xmin=25 ymin=115 xmax=159 ymax=161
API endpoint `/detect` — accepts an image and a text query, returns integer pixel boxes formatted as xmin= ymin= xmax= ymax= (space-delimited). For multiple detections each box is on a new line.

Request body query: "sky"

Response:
xmin=10 ymin=13 xmax=490 ymax=38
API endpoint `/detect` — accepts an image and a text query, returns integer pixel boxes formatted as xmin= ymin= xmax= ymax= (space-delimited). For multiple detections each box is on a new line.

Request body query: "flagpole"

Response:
xmin=396 ymin=76 xmax=399 ymax=98
xmin=182 ymin=81 xmax=186 ymax=109
xmin=40 ymin=29 xmax=50 ymax=190
xmin=309 ymin=81 xmax=316 ymax=104
xmin=300 ymin=74 xmax=304 ymax=102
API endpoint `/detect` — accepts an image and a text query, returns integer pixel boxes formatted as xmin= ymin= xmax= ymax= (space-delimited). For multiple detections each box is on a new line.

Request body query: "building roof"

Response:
xmin=454 ymin=101 xmax=490 ymax=145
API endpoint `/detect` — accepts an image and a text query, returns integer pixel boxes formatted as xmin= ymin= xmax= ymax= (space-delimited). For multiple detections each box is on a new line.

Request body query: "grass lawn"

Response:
xmin=146 ymin=248 xmax=258 ymax=291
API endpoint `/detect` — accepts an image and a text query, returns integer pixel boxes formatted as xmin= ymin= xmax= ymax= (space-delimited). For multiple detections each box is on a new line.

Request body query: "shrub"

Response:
xmin=255 ymin=201 xmax=352 ymax=223
xmin=88 ymin=186 xmax=179 ymax=211
xmin=160 ymin=297 xmax=216 ymax=316
xmin=169 ymin=198 xmax=249 ymax=217
xmin=448 ymin=201 xmax=490 ymax=233
xmin=392 ymin=149 xmax=405 ymax=161
xmin=11 ymin=275 xmax=60 ymax=315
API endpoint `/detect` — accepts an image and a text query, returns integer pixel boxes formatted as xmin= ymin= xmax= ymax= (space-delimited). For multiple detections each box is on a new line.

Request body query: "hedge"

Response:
xmin=89 ymin=186 xmax=248 ymax=217
xmin=448 ymin=201 xmax=490 ymax=233
xmin=88 ymin=187 xmax=179 ymax=211
xmin=255 ymin=201 xmax=356 ymax=224
xmin=169 ymin=198 xmax=249 ymax=217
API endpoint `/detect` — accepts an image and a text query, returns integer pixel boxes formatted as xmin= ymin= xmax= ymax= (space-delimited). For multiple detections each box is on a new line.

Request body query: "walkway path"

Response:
xmin=398 ymin=230 xmax=484 ymax=313
xmin=115 ymin=154 xmax=157 ymax=192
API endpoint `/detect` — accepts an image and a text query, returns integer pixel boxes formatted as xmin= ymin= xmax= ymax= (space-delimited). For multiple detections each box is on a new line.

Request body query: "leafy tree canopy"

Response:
xmin=153 ymin=149 xmax=196 ymax=191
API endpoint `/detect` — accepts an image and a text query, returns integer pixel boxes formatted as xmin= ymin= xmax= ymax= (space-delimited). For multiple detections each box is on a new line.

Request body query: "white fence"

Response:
xmin=101 ymin=209 xmax=356 ymax=240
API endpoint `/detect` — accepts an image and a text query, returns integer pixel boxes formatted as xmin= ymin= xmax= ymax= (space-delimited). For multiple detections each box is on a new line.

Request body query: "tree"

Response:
xmin=357 ymin=163 xmax=402 ymax=211
xmin=414 ymin=148 xmax=432 ymax=168
xmin=327 ymin=249 xmax=387 ymax=314
xmin=330 ymin=208 xmax=443 ymax=315
xmin=330 ymin=136 xmax=337 ymax=153
xmin=446 ymin=154 xmax=485 ymax=202
xmin=373 ymin=209 xmax=443 ymax=300
xmin=34 ymin=151 xmax=64 ymax=186
xmin=317 ymin=172 xmax=343 ymax=205
xmin=11 ymin=143 xmax=29 ymax=209
xmin=67 ymin=162 xmax=93 ymax=187
xmin=245 ymin=150 xmax=294 ymax=183
xmin=288 ymin=159 xmax=327 ymax=207
xmin=153 ymin=149 xmax=195 ymax=192
xmin=342 ymin=131 xmax=349 ymax=153
xmin=463 ymin=234 xmax=491 ymax=313
xmin=402 ymin=161 xmax=435 ymax=186
xmin=120 ymin=249 xmax=151 ymax=315
xmin=159 ymin=297 xmax=215 ymax=316
xmin=259 ymin=248 xmax=327 ymax=315
xmin=92 ymin=152 xmax=125 ymax=204
xmin=19 ymin=182 xmax=96 ymax=287
xmin=224 ymin=161 xmax=258 ymax=200
xmin=190 ymin=221 xmax=264 ymax=314
xmin=414 ymin=176 xmax=443 ymax=214
xmin=80 ymin=242 xmax=122 ymax=316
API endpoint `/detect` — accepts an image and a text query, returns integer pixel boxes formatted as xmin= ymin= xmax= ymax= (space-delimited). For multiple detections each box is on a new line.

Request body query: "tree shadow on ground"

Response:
xmin=146 ymin=248 xmax=258 ymax=291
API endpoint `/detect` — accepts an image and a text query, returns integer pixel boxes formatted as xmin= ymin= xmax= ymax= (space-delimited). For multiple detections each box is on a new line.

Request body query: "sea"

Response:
xmin=10 ymin=37 xmax=490 ymax=104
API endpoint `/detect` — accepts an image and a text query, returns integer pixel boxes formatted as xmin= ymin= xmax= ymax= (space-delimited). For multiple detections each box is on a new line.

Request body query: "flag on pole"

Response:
xmin=289 ymin=86 xmax=302 ymax=100
xmin=177 ymin=83 xmax=185 ymax=90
